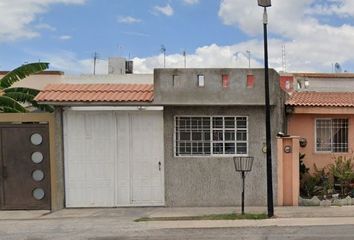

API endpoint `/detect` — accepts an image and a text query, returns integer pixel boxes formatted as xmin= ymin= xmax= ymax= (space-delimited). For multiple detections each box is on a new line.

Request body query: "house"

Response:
xmin=34 ymin=68 xmax=286 ymax=208
xmin=0 ymin=61 xmax=153 ymax=210
xmin=281 ymin=72 xmax=354 ymax=93
xmin=286 ymin=91 xmax=354 ymax=171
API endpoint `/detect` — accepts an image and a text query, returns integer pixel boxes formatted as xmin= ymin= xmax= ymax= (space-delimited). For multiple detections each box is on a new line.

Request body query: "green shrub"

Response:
xmin=328 ymin=156 xmax=354 ymax=197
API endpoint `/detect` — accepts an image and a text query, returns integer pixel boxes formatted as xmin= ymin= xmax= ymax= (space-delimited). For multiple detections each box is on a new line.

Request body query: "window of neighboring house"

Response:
xmin=315 ymin=119 xmax=348 ymax=153
xmin=175 ymin=116 xmax=248 ymax=156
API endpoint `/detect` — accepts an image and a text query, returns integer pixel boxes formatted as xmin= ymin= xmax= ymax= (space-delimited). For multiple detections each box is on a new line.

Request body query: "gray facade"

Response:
xmin=155 ymin=68 xmax=286 ymax=206
xmin=154 ymin=68 xmax=280 ymax=106
xmin=47 ymin=68 xmax=286 ymax=209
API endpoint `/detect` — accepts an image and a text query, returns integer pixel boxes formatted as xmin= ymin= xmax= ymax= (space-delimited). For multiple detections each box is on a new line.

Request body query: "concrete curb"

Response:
xmin=142 ymin=217 xmax=354 ymax=229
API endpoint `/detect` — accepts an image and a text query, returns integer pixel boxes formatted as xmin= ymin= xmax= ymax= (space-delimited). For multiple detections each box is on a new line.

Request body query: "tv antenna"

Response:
xmin=334 ymin=62 xmax=342 ymax=73
xmin=160 ymin=45 xmax=166 ymax=68
xmin=282 ymin=45 xmax=287 ymax=72
xmin=182 ymin=50 xmax=187 ymax=68
xmin=246 ymin=50 xmax=251 ymax=68
xmin=234 ymin=51 xmax=251 ymax=68
xmin=92 ymin=52 xmax=99 ymax=75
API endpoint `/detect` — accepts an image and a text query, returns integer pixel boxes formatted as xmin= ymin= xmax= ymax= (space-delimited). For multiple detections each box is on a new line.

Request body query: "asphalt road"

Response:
xmin=90 ymin=226 xmax=354 ymax=240
xmin=1 ymin=220 xmax=354 ymax=240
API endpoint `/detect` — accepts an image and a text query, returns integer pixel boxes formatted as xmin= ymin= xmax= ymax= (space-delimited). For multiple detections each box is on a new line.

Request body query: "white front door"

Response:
xmin=64 ymin=111 xmax=116 ymax=207
xmin=64 ymin=110 xmax=164 ymax=207
xmin=130 ymin=112 xmax=164 ymax=205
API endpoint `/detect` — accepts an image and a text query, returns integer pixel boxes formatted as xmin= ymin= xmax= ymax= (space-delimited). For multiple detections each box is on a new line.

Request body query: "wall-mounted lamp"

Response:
xmin=299 ymin=138 xmax=307 ymax=148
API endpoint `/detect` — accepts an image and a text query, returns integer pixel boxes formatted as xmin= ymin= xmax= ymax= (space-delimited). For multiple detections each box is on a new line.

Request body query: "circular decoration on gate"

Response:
xmin=31 ymin=152 xmax=44 ymax=164
xmin=32 ymin=188 xmax=45 ymax=200
xmin=30 ymin=133 xmax=43 ymax=145
xmin=284 ymin=145 xmax=292 ymax=153
xmin=32 ymin=170 xmax=44 ymax=182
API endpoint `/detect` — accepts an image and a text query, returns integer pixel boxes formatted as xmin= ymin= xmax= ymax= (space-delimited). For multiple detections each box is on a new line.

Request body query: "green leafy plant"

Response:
xmin=299 ymin=153 xmax=309 ymax=176
xmin=300 ymin=163 xmax=333 ymax=199
xmin=328 ymin=156 xmax=354 ymax=197
xmin=0 ymin=63 xmax=53 ymax=113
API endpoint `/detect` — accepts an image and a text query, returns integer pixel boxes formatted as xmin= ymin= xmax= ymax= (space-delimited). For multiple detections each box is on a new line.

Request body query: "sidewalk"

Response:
xmin=0 ymin=206 xmax=354 ymax=229
xmin=145 ymin=206 xmax=354 ymax=218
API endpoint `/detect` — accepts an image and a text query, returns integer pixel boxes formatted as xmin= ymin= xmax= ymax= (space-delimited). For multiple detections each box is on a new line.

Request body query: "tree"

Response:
xmin=0 ymin=63 xmax=54 ymax=113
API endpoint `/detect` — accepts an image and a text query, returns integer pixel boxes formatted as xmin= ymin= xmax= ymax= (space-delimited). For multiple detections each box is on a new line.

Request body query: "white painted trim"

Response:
xmin=66 ymin=106 xmax=164 ymax=111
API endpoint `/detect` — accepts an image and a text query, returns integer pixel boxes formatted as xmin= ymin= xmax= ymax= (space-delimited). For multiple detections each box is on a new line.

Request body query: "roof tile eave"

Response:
xmin=36 ymin=83 xmax=155 ymax=103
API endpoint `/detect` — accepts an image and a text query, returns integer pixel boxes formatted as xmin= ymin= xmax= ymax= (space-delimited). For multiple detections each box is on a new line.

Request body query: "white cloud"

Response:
xmin=35 ymin=23 xmax=56 ymax=31
xmin=307 ymin=0 xmax=354 ymax=17
xmin=33 ymin=50 xmax=107 ymax=75
xmin=183 ymin=0 xmax=199 ymax=5
xmin=0 ymin=0 xmax=86 ymax=42
xmin=121 ymin=31 xmax=150 ymax=37
xmin=153 ymin=4 xmax=174 ymax=16
xmin=132 ymin=43 xmax=263 ymax=73
xmin=59 ymin=35 xmax=72 ymax=40
xmin=218 ymin=0 xmax=354 ymax=72
xmin=36 ymin=44 xmax=262 ymax=75
xmin=118 ymin=16 xmax=142 ymax=24
xmin=26 ymin=0 xmax=354 ymax=74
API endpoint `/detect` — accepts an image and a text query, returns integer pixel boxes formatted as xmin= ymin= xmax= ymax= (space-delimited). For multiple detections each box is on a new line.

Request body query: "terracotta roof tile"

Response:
xmin=286 ymin=92 xmax=354 ymax=107
xmin=35 ymin=83 xmax=154 ymax=103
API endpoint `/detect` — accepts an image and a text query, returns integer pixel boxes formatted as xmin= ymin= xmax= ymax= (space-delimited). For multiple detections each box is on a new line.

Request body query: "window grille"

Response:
xmin=175 ymin=116 xmax=248 ymax=156
xmin=316 ymin=119 xmax=348 ymax=153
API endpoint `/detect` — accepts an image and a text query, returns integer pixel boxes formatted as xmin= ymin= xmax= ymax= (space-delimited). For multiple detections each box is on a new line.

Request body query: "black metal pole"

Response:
xmin=263 ymin=7 xmax=274 ymax=218
xmin=241 ymin=171 xmax=245 ymax=215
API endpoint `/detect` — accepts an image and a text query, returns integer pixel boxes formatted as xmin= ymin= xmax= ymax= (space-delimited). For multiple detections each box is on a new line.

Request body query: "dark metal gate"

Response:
xmin=0 ymin=124 xmax=51 ymax=210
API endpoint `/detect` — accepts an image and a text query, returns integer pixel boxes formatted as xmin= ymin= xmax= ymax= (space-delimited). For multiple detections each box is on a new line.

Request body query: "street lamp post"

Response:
xmin=258 ymin=0 xmax=274 ymax=218
xmin=233 ymin=157 xmax=254 ymax=215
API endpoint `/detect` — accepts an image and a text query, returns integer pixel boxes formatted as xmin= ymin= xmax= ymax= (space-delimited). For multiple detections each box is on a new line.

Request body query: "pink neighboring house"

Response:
xmin=286 ymin=91 xmax=354 ymax=171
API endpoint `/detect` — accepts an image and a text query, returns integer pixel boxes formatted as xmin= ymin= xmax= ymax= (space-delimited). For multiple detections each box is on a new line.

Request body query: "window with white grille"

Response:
xmin=175 ymin=116 xmax=248 ymax=156
xmin=316 ymin=119 xmax=348 ymax=152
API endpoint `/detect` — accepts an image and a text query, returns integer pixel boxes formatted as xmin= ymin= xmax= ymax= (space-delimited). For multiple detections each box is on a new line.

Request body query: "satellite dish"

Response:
xmin=334 ymin=62 xmax=342 ymax=73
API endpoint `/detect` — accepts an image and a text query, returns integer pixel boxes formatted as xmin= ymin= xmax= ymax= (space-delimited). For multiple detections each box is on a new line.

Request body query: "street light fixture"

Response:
xmin=258 ymin=0 xmax=271 ymax=7
xmin=258 ymin=0 xmax=274 ymax=218
xmin=234 ymin=157 xmax=254 ymax=215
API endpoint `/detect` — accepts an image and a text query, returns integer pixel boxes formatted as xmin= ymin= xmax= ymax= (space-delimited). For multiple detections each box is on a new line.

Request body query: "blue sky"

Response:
xmin=1 ymin=0 xmax=354 ymax=74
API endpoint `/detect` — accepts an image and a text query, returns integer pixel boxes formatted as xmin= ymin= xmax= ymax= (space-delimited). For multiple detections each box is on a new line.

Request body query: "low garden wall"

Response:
xmin=299 ymin=196 xmax=354 ymax=207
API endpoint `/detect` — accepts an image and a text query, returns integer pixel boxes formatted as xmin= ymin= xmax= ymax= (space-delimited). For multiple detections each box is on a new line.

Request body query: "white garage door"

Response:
xmin=64 ymin=110 xmax=164 ymax=207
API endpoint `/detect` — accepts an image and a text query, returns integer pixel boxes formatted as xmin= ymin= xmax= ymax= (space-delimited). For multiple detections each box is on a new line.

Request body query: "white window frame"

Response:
xmin=315 ymin=118 xmax=349 ymax=153
xmin=174 ymin=115 xmax=249 ymax=157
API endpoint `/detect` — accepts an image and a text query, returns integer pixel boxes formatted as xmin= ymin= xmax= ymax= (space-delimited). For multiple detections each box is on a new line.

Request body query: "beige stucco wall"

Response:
xmin=0 ymin=73 xmax=153 ymax=90
xmin=287 ymin=113 xmax=354 ymax=171
xmin=0 ymin=73 xmax=64 ymax=90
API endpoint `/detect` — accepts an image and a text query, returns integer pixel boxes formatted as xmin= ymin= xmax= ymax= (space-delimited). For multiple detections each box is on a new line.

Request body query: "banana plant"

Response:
xmin=0 ymin=63 xmax=54 ymax=113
